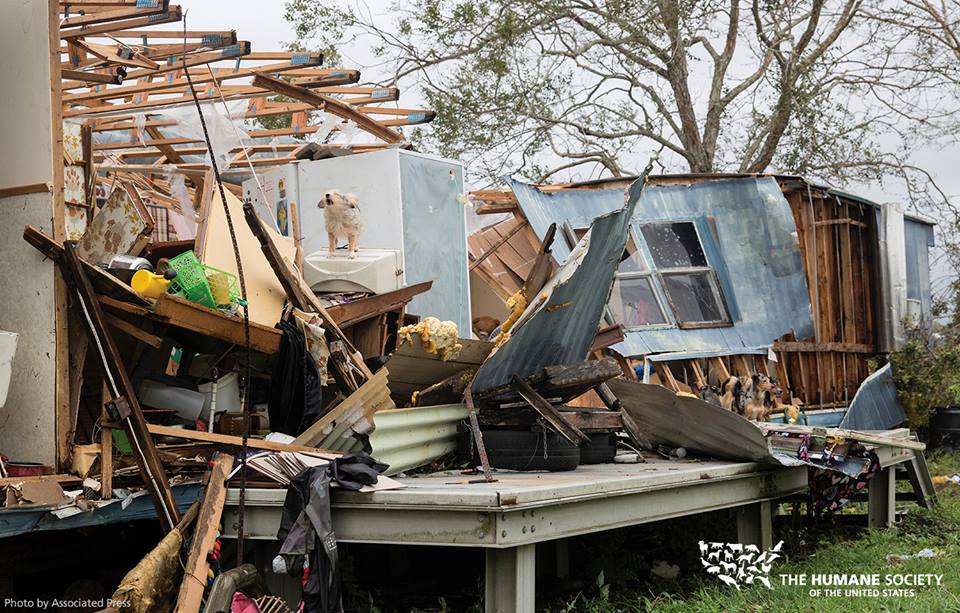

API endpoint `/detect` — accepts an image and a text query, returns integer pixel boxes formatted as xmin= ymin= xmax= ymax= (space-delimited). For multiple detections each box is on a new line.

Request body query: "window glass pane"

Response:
xmin=662 ymin=272 xmax=726 ymax=323
xmin=618 ymin=234 xmax=647 ymax=273
xmin=609 ymin=276 xmax=666 ymax=326
xmin=640 ymin=222 xmax=707 ymax=268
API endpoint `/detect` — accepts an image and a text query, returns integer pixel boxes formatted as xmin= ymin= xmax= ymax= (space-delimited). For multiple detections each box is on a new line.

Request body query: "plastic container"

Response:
xmin=139 ymin=380 xmax=206 ymax=421
xmin=132 ymin=269 xmax=173 ymax=299
xmin=166 ymin=250 xmax=239 ymax=309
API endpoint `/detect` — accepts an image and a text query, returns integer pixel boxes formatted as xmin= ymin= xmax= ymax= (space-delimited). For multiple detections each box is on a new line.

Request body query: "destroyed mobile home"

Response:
xmin=0 ymin=2 xmax=941 ymax=612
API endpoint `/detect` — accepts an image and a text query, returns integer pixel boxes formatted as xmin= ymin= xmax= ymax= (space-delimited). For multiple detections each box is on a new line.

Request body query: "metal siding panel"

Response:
xmin=511 ymin=176 xmax=814 ymax=357
xmin=839 ymin=363 xmax=907 ymax=430
xmin=471 ymin=181 xmax=640 ymax=392
xmin=399 ymin=153 xmax=471 ymax=331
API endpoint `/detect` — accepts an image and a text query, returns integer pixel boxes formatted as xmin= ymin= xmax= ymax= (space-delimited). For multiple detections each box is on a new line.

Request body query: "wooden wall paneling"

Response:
xmin=49 ymin=0 xmax=72 ymax=469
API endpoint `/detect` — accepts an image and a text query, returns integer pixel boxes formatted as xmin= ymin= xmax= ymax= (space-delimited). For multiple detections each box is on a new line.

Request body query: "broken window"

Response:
xmin=609 ymin=275 xmax=666 ymax=326
xmin=608 ymin=232 xmax=667 ymax=327
xmin=640 ymin=221 xmax=731 ymax=328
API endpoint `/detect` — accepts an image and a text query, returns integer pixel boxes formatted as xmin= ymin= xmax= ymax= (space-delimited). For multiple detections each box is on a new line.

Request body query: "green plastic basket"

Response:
xmin=166 ymin=250 xmax=240 ymax=309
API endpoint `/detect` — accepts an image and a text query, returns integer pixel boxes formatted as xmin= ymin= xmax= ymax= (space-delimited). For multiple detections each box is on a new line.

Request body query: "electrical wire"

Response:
xmin=181 ymin=15 xmax=254 ymax=565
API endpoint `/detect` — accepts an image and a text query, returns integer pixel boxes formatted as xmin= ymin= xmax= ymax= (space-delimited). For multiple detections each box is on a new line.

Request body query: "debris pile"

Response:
xmin=0 ymin=2 xmax=939 ymax=611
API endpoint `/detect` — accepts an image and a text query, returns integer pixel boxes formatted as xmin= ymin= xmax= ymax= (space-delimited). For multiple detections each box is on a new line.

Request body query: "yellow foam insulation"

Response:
xmin=398 ymin=316 xmax=463 ymax=361
xmin=490 ymin=289 xmax=527 ymax=351
xmin=112 ymin=526 xmax=184 ymax=613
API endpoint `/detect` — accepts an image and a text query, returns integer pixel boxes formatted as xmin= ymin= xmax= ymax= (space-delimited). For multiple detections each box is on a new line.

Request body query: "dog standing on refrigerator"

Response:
xmin=318 ymin=190 xmax=362 ymax=258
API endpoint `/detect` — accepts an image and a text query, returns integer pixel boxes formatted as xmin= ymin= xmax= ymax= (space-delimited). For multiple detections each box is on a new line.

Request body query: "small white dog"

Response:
xmin=318 ymin=190 xmax=362 ymax=258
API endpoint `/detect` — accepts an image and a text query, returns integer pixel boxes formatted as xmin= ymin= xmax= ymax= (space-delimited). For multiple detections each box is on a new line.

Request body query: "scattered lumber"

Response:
xmin=147 ymin=424 xmax=339 ymax=457
xmin=761 ymin=424 xmax=926 ymax=450
xmin=510 ymin=375 xmax=589 ymax=446
xmin=473 ymin=359 xmax=622 ymax=406
xmin=293 ymin=368 xmax=394 ymax=448
xmin=61 ymin=241 xmax=180 ymax=532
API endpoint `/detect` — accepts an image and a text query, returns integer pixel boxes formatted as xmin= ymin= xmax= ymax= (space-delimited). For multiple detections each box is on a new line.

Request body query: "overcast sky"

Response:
xmin=180 ymin=1 xmax=955 ymax=294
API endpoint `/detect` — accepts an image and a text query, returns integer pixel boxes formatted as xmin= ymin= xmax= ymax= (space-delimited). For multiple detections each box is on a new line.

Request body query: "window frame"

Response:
xmin=569 ymin=223 xmax=672 ymax=330
xmin=639 ymin=220 xmax=733 ymax=329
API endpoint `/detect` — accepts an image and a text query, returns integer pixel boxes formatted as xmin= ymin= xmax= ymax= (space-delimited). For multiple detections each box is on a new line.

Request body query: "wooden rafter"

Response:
xmin=252 ymin=74 xmax=404 ymax=144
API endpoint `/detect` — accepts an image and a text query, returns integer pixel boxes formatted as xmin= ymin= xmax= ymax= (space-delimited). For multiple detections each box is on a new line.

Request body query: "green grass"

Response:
xmin=555 ymin=452 xmax=960 ymax=613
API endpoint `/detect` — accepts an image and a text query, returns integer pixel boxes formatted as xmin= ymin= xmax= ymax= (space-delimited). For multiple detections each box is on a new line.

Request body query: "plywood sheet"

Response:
xmin=198 ymin=187 xmax=296 ymax=327
xmin=385 ymin=337 xmax=493 ymax=398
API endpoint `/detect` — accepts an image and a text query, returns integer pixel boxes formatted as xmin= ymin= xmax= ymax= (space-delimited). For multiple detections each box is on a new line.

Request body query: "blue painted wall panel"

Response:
xmin=509 ymin=176 xmax=814 ymax=357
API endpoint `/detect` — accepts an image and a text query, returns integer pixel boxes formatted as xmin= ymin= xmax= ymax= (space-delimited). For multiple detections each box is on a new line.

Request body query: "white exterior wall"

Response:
xmin=0 ymin=1 xmax=59 ymax=465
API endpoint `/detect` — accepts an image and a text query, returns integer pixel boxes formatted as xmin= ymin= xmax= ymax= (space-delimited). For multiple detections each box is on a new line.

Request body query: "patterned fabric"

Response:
xmin=64 ymin=164 xmax=86 ymax=204
xmin=808 ymin=452 xmax=880 ymax=517
xmin=147 ymin=204 xmax=173 ymax=242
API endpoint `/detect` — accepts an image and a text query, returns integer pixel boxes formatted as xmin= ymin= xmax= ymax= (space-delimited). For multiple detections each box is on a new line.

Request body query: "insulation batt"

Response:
xmin=398 ymin=317 xmax=462 ymax=361
xmin=111 ymin=526 xmax=184 ymax=612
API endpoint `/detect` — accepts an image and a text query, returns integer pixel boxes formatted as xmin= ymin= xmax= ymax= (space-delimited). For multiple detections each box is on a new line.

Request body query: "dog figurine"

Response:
xmin=318 ymin=190 xmax=362 ymax=258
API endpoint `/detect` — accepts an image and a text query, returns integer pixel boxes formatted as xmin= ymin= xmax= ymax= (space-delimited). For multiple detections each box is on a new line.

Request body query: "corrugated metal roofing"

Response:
xmin=839 ymin=363 xmax=906 ymax=430
xmin=470 ymin=181 xmax=640 ymax=393
xmin=368 ymin=404 xmax=467 ymax=475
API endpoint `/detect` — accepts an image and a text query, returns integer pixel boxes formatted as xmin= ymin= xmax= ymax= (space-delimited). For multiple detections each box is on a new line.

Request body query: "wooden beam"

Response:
xmin=174 ymin=454 xmax=233 ymax=613
xmin=252 ymin=73 xmax=404 ymax=144
xmin=64 ymin=53 xmax=322 ymax=103
xmin=104 ymin=312 xmax=163 ymax=348
xmin=61 ymin=242 xmax=180 ymax=532
xmin=100 ymin=382 xmax=113 ymax=498
xmin=59 ymin=2 xmax=169 ymax=28
xmin=60 ymin=6 xmax=183 ymax=39
xmin=510 ymin=375 xmax=589 ymax=446
xmin=147 ymin=424 xmax=339 ymax=456
xmin=772 ymin=341 xmax=873 ymax=354
xmin=61 ymin=68 xmax=124 ymax=85
xmin=0 ymin=183 xmax=51 ymax=198
xmin=23 ymin=225 xmax=151 ymax=307
xmin=152 ymin=294 xmax=282 ymax=355
xmin=761 ymin=424 xmax=925 ymax=451
xmin=325 ymin=281 xmax=433 ymax=327
xmin=64 ymin=42 xmax=251 ymax=98
xmin=100 ymin=28 xmax=235 ymax=39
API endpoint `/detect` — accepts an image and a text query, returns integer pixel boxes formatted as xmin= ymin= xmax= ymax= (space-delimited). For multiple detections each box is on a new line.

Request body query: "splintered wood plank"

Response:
xmin=292 ymin=368 xmax=395 ymax=448
xmin=325 ymin=281 xmax=432 ymax=327
xmin=511 ymin=375 xmax=589 ymax=446
xmin=152 ymin=294 xmax=281 ymax=354
xmin=174 ymin=454 xmax=233 ymax=613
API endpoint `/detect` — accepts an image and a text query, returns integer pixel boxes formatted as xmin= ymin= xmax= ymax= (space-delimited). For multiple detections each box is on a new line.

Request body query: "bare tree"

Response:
xmin=285 ymin=0 xmax=905 ymax=185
